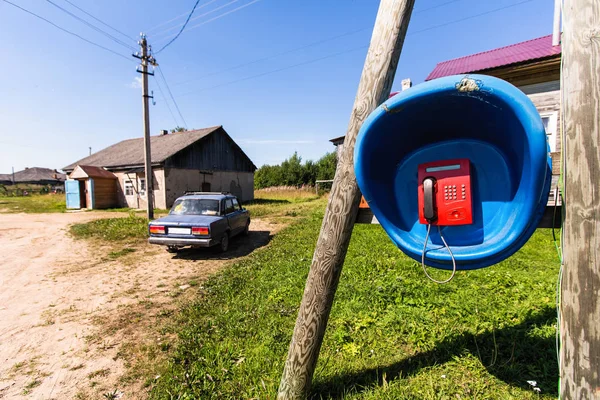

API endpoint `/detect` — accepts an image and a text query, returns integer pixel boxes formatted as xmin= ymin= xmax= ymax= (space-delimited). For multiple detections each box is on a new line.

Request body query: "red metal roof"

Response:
xmin=426 ymin=34 xmax=561 ymax=81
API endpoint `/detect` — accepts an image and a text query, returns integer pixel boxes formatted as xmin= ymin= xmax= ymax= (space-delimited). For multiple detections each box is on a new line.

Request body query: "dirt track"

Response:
xmin=0 ymin=212 xmax=280 ymax=399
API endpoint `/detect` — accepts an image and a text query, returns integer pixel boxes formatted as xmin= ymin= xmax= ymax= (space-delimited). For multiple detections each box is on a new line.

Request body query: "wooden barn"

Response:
xmin=66 ymin=165 xmax=118 ymax=209
xmin=63 ymin=126 xmax=256 ymax=210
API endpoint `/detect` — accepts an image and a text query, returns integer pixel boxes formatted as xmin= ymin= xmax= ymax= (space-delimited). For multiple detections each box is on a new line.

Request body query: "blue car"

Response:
xmin=148 ymin=192 xmax=250 ymax=253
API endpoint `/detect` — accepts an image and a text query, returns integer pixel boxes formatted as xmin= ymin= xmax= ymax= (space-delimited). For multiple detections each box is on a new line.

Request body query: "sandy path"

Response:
xmin=0 ymin=212 xmax=280 ymax=399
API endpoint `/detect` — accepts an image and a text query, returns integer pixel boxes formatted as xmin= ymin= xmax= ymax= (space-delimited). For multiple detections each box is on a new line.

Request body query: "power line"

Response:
xmin=176 ymin=0 xmax=538 ymax=97
xmin=153 ymin=0 xmax=263 ymax=44
xmin=59 ymin=0 xmax=136 ymax=42
xmin=157 ymin=66 xmax=188 ymax=128
xmin=172 ymin=0 xmax=464 ymax=86
xmin=173 ymin=26 xmax=367 ymax=86
xmin=174 ymin=0 xmax=262 ymax=38
xmin=45 ymin=0 xmax=136 ymax=51
xmin=1 ymin=0 xmax=133 ymax=63
xmin=155 ymin=0 xmax=202 ymax=54
xmin=145 ymin=0 xmax=220 ymax=34
xmin=153 ymin=73 xmax=181 ymax=128
xmin=178 ymin=45 xmax=367 ymax=97
xmin=152 ymin=0 xmax=242 ymax=40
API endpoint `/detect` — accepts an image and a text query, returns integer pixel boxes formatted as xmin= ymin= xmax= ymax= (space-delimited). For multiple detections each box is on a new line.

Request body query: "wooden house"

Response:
xmin=63 ymin=126 xmax=256 ymax=210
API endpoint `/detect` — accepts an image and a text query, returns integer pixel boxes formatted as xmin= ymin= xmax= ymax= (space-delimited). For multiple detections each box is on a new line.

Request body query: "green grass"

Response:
xmin=70 ymin=214 xmax=149 ymax=241
xmin=244 ymin=189 xmax=321 ymax=218
xmin=0 ymin=194 xmax=66 ymax=213
xmin=69 ymin=194 xmax=324 ymax=243
xmin=148 ymin=204 xmax=561 ymax=399
xmin=107 ymin=248 xmax=137 ymax=259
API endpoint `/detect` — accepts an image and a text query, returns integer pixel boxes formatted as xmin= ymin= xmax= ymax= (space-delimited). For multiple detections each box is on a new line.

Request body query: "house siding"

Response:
xmin=526 ymin=89 xmax=561 ymax=175
xmin=164 ymin=168 xmax=254 ymax=207
xmin=112 ymin=168 xmax=166 ymax=210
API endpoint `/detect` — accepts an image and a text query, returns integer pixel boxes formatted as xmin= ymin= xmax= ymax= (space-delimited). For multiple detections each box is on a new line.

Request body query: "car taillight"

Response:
xmin=192 ymin=227 xmax=209 ymax=236
xmin=149 ymin=225 xmax=165 ymax=234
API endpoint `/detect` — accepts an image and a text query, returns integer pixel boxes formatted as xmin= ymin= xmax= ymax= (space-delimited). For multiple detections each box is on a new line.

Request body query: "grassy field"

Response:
xmin=146 ymin=196 xmax=561 ymax=399
xmin=69 ymin=189 xmax=323 ymax=242
xmin=0 ymin=194 xmax=66 ymax=213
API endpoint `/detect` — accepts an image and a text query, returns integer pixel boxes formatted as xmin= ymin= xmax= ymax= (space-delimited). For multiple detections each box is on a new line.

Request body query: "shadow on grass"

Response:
xmin=172 ymin=230 xmax=274 ymax=261
xmin=311 ymin=307 xmax=558 ymax=398
xmin=244 ymin=198 xmax=291 ymax=205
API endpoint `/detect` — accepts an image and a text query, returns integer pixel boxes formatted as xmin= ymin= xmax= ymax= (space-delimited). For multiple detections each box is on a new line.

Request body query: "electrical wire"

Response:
xmin=155 ymin=0 xmax=202 ymax=54
xmin=173 ymin=0 xmax=465 ymax=86
xmin=177 ymin=44 xmax=367 ymax=97
xmin=153 ymin=73 xmax=182 ymax=128
xmin=1 ymin=0 xmax=133 ymax=63
xmin=59 ymin=0 xmax=136 ymax=42
xmin=145 ymin=0 xmax=220 ymax=34
xmin=45 ymin=0 xmax=137 ymax=51
xmin=421 ymin=224 xmax=457 ymax=284
xmin=173 ymin=27 xmax=367 ymax=86
xmin=176 ymin=0 xmax=538 ymax=96
xmin=156 ymin=66 xmax=188 ymax=129
xmin=152 ymin=0 xmax=242 ymax=39
xmin=153 ymin=0 xmax=261 ymax=44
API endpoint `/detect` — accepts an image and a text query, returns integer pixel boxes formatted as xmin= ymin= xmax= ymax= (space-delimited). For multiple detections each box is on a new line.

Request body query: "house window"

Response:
xmin=124 ymin=180 xmax=134 ymax=196
xmin=139 ymin=178 xmax=146 ymax=197
xmin=541 ymin=112 xmax=558 ymax=152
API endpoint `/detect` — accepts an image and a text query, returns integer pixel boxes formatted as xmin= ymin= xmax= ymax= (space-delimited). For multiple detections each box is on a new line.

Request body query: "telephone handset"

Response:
xmin=418 ymin=159 xmax=473 ymax=226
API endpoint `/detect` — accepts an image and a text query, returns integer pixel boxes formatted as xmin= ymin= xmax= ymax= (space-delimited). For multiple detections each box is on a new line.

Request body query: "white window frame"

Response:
xmin=124 ymin=180 xmax=134 ymax=196
xmin=139 ymin=178 xmax=146 ymax=197
xmin=540 ymin=112 xmax=558 ymax=152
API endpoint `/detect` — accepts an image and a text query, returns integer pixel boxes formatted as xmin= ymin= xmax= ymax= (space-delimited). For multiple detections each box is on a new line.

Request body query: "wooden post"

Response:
xmin=560 ymin=0 xmax=600 ymax=398
xmin=277 ymin=1 xmax=415 ymax=398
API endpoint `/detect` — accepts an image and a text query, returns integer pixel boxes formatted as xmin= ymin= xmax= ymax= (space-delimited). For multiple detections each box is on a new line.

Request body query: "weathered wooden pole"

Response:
xmin=277 ymin=1 xmax=415 ymax=398
xmin=560 ymin=0 xmax=600 ymax=398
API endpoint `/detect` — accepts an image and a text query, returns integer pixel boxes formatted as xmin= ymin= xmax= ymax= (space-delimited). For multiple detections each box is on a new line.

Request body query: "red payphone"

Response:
xmin=418 ymin=159 xmax=473 ymax=226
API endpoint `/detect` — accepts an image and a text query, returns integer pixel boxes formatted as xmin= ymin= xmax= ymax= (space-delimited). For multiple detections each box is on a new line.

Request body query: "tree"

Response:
xmin=171 ymin=126 xmax=187 ymax=133
xmin=253 ymin=151 xmax=338 ymax=189
xmin=316 ymin=152 xmax=337 ymax=181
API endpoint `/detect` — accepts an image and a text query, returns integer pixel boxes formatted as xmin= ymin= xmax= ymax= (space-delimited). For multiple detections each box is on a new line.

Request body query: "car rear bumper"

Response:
xmin=148 ymin=236 xmax=217 ymax=247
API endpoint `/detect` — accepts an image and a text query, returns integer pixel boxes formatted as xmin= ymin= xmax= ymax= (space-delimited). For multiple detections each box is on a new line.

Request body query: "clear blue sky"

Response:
xmin=0 ymin=0 xmax=555 ymax=173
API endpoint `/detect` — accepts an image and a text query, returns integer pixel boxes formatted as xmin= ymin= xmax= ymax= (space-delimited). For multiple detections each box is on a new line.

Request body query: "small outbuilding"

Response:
xmin=66 ymin=165 xmax=118 ymax=209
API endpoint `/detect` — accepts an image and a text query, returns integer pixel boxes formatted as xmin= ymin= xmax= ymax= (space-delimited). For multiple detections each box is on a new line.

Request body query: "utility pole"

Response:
xmin=560 ymin=0 xmax=600 ymax=398
xmin=89 ymin=146 xmax=92 ymax=156
xmin=134 ymin=34 xmax=156 ymax=220
xmin=277 ymin=0 xmax=415 ymax=398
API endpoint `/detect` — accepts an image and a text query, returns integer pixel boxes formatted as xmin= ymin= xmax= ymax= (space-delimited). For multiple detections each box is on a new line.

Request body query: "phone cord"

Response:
xmin=421 ymin=224 xmax=457 ymax=284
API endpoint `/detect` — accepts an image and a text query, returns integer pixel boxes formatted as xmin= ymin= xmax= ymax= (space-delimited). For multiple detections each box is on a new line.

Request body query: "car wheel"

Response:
xmin=220 ymin=233 xmax=229 ymax=252
xmin=166 ymin=246 xmax=179 ymax=253
xmin=243 ymin=222 xmax=250 ymax=236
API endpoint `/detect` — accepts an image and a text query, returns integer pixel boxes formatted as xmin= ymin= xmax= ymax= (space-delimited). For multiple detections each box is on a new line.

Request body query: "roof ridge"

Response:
xmin=435 ymin=34 xmax=553 ymax=66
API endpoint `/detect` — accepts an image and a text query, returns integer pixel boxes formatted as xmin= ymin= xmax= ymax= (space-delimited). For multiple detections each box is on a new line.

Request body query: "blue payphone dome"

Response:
xmin=354 ymin=75 xmax=551 ymax=270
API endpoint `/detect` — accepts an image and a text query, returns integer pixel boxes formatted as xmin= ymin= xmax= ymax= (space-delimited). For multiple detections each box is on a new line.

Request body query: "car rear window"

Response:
xmin=170 ymin=199 xmax=220 ymax=216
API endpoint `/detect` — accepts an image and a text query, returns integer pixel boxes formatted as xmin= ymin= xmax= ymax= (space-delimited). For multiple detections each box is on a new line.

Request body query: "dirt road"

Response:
xmin=0 ymin=212 xmax=279 ymax=399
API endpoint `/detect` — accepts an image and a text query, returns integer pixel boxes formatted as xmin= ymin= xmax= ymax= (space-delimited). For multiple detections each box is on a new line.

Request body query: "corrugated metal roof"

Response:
xmin=426 ymin=34 xmax=561 ymax=81
xmin=63 ymin=126 xmax=221 ymax=171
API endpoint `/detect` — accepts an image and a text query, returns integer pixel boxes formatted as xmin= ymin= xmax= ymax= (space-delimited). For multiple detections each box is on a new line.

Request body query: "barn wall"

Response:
xmin=165 ymin=129 xmax=255 ymax=172
xmin=93 ymin=178 xmax=118 ymax=209
xmin=164 ymin=168 xmax=254 ymax=207
xmin=112 ymin=168 xmax=166 ymax=210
